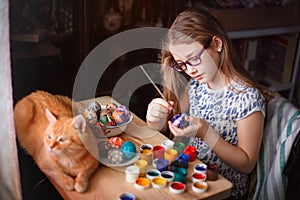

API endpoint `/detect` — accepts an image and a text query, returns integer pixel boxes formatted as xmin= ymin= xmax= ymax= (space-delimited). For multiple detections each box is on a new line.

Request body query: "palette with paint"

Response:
xmin=98 ymin=137 xmax=140 ymax=167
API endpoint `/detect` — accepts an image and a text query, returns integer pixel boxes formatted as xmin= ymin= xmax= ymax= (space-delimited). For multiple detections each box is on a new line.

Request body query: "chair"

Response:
xmin=253 ymin=94 xmax=300 ymax=200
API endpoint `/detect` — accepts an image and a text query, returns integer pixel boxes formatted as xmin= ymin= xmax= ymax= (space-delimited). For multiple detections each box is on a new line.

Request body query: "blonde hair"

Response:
xmin=160 ymin=8 xmax=266 ymax=114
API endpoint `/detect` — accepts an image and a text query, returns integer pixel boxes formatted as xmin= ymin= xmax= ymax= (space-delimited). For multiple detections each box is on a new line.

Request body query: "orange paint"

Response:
xmin=194 ymin=182 xmax=207 ymax=189
xmin=136 ymin=178 xmax=150 ymax=186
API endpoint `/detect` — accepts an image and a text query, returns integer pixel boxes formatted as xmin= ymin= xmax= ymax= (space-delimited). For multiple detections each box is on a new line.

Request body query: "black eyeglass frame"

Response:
xmin=171 ymin=37 xmax=213 ymax=72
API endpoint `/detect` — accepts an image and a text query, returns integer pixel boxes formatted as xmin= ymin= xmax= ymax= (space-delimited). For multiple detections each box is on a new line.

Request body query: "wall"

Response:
xmin=0 ymin=0 xmax=22 ymax=200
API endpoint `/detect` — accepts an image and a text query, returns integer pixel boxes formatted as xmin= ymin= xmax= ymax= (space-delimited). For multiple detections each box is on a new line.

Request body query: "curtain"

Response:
xmin=0 ymin=0 xmax=22 ymax=199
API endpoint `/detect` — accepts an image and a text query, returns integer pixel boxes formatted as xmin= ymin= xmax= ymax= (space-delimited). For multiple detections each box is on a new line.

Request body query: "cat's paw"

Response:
xmin=74 ymin=180 xmax=89 ymax=193
xmin=62 ymin=177 xmax=75 ymax=191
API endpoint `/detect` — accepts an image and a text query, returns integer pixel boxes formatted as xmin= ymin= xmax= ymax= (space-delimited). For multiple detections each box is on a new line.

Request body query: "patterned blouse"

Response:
xmin=188 ymin=77 xmax=265 ymax=197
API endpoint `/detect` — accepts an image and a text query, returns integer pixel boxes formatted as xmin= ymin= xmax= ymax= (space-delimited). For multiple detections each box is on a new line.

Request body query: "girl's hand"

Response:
xmin=146 ymin=98 xmax=173 ymax=130
xmin=168 ymin=115 xmax=209 ymax=138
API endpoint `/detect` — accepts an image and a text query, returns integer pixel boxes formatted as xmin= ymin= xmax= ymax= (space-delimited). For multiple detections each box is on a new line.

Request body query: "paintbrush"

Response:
xmin=139 ymin=65 xmax=168 ymax=101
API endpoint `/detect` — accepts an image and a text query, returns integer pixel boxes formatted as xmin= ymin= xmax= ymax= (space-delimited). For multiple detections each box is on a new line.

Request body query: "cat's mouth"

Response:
xmin=47 ymin=146 xmax=60 ymax=156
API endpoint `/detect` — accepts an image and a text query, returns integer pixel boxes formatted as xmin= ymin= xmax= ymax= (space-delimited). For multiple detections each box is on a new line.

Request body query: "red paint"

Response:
xmin=184 ymin=146 xmax=197 ymax=161
xmin=171 ymin=182 xmax=185 ymax=190
xmin=193 ymin=173 xmax=206 ymax=179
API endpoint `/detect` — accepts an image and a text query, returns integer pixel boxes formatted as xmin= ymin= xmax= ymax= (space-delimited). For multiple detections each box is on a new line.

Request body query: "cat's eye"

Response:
xmin=47 ymin=135 xmax=52 ymax=140
xmin=59 ymin=137 xmax=66 ymax=142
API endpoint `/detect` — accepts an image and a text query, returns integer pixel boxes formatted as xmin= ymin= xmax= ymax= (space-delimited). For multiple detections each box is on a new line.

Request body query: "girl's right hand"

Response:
xmin=146 ymin=98 xmax=173 ymax=131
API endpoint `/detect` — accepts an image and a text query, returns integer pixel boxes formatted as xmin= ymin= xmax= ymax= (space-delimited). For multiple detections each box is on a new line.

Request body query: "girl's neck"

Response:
xmin=206 ymin=71 xmax=226 ymax=90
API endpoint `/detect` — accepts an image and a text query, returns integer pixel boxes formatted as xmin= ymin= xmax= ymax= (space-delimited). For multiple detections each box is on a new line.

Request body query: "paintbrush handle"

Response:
xmin=140 ymin=65 xmax=167 ymax=101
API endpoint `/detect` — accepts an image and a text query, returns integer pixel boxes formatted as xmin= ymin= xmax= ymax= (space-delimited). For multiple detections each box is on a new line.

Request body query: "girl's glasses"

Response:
xmin=171 ymin=37 xmax=213 ymax=72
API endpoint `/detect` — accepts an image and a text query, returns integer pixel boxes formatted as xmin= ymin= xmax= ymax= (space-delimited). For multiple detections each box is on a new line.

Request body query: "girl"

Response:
xmin=146 ymin=8 xmax=266 ymax=198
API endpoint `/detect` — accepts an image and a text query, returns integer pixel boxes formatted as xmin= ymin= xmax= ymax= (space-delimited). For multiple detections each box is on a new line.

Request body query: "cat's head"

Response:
xmin=44 ymin=109 xmax=88 ymax=156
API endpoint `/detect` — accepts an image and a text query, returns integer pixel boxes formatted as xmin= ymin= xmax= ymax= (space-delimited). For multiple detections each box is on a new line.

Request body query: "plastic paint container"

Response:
xmin=151 ymin=177 xmax=167 ymax=189
xmin=118 ymin=192 xmax=136 ymax=200
xmin=194 ymin=163 xmax=207 ymax=174
xmin=192 ymin=181 xmax=208 ymax=193
xmin=191 ymin=172 xmax=207 ymax=182
xmin=134 ymin=177 xmax=150 ymax=189
xmin=146 ymin=169 xmax=161 ymax=180
xmin=160 ymin=171 xmax=174 ymax=182
xmin=169 ymin=182 xmax=186 ymax=194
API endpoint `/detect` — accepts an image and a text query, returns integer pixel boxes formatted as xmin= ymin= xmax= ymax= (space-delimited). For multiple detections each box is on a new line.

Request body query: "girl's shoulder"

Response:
xmin=229 ymin=78 xmax=264 ymax=100
xmin=228 ymin=78 xmax=266 ymax=118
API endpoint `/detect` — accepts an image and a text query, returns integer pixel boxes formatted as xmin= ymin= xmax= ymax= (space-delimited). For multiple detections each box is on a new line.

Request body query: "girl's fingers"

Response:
xmin=151 ymin=98 xmax=173 ymax=111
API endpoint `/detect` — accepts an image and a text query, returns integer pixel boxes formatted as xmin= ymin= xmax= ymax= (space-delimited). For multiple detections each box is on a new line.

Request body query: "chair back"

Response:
xmin=254 ymin=95 xmax=300 ymax=200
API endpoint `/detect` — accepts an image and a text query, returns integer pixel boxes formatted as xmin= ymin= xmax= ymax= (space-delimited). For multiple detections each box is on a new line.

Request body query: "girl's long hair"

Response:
xmin=160 ymin=8 xmax=268 ymax=116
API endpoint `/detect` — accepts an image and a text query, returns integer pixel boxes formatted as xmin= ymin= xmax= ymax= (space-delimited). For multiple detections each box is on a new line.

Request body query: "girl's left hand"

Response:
xmin=168 ymin=115 xmax=209 ymax=138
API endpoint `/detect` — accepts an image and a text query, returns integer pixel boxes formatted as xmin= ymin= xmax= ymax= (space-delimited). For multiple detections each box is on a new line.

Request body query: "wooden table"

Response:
xmin=50 ymin=96 xmax=232 ymax=200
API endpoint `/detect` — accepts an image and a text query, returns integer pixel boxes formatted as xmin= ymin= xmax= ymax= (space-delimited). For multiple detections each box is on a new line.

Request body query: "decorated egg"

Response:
xmin=106 ymin=102 xmax=118 ymax=112
xmin=112 ymin=105 xmax=131 ymax=125
xmin=99 ymin=114 xmax=116 ymax=126
xmin=87 ymin=101 xmax=101 ymax=119
xmin=121 ymin=141 xmax=137 ymax=159
xmin=171 ymin=113 xmax=188 ymax=128
xmin=107 ymin=149 xmax=124 ymax=164
xmin=108 ymin=137 xmax=124 ymax=149
xmin=83 ymin=109 xmax=98 ymax=124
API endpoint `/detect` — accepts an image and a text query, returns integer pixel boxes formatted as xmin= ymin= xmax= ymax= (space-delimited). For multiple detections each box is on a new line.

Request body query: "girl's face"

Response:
xmin=169 ymin=41 xmax=225 ymax=89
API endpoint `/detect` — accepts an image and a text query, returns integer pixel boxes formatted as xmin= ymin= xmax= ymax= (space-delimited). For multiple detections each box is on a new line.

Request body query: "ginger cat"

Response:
xmin=14 ymin=91 xmax=99 ymax=193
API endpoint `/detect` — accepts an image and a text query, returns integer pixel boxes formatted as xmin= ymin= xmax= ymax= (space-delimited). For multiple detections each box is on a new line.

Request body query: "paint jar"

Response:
xmin=191 ymin=172 xmax=207 ymax=182
xmin=183 ymin=146 xmax=197 ymax=162
xmin=164 ymin=149 xmax=178 ymax=164
xmin=161 ymin=171 xmax=174 ymax=183
xmin=207 ymin=163 xmax=219 ymax=181
xmin=173 ymin=142 xmax=185 ymax=155
xmin=134 ymin=159 xmax=148 ymax=177
xmin=154 ymin=158 xmax=169 ymax=172
xmin=177 ymin=154 xmax=190 ymax=169
xmin=152 ymin=145 xmax=165 ymax=162
xmin=170 ymin=153 xmax=189 ymax=172
xmin=118 ymin=192 xmax=136 ymax=200
xmin=194 ymin=163 xmax=207 ymax=174
xmin=192 ymin=181 xmax=208 ymax=193
xmin=134 ymin=177 xmax=150 ymax=189
xmin=146 ymin=169 xmax=161 ymax=180
xmin=140 ymin=144 xmax=153 ymax=151
xmin=125 ymin=165 xmax=140 ymax=183
xmin=169 ymin=182 xmax=186 ymax=194
xmin=139 ymin=149 xmax=152 ymax=165
xmin=161 ymin=140 xmax=174 ymax=150
xmin=173 ymin=167 xmax=188 ymax=183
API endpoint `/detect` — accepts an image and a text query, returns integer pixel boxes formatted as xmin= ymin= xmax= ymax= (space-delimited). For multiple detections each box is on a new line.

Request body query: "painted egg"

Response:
xmin=106 ymin=102 xmax=118 ymax=112
xmin=87 ymin=101 xmax=101 ymax=119
xmin=171 ymin=113 xmax=188 ymax=128
xmin=107 ymin=149 xmax=124 ymax=164
xmin=112 ymin=105 xmax=131 ymax=125
xmin=121 ymin=141 xmax=137 ymax=159
xmin=99 ymin=114 xmax=116 ymax=126
xmin=108 ymin=137 xmax=124 ymax=149
xmin=83 ymin=109 xmax=98 ymax=124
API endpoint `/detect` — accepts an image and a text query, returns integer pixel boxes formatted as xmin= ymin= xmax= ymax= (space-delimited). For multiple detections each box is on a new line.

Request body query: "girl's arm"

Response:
xmin=209 ymin=111 xmax=264 ymax=173
xmin=169 ymin=111 xmax=264 ymax=174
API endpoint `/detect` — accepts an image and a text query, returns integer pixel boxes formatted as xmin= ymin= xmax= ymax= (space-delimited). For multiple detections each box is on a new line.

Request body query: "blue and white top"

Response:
xmin=188 ymin=77 xmax=265 ymax=197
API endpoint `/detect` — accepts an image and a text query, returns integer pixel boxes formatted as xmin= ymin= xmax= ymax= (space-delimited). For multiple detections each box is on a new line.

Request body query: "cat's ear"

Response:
xmin=45 ymin=109 xmax=57 ymax=123
xmin=72 ymin=115 xmax=86 ymax=133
